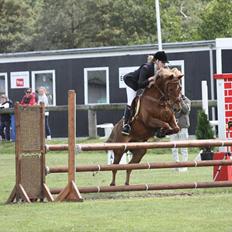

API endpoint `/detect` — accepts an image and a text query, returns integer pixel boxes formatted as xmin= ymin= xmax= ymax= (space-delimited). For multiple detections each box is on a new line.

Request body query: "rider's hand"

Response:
xmin=148 ymin=81 xmax=154 ymax=88
xmin=148 ymin=76 xmax=156 ymax=88
xmin=148 ymin=76 xmax=155 ymax=82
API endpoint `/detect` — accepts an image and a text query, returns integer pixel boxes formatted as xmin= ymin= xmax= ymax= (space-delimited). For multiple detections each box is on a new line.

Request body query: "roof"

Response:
xmin=0 ymin=40 xmax=216 ymax=63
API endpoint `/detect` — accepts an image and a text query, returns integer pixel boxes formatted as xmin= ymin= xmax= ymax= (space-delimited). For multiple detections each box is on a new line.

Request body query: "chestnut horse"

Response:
xmin=107 ymin=68 xmax=183 ymax=186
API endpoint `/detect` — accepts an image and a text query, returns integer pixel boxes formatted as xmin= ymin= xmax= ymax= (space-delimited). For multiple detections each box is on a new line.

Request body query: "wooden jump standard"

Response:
xmin=7 ymin=90 xmax=83 ymax=203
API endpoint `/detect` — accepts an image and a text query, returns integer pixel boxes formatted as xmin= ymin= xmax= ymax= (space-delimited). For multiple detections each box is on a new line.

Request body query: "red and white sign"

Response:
xmin=11 ymin=72 xmax=30 ymax=89
xmin=16 ymin=78 xmax=24 ymax=87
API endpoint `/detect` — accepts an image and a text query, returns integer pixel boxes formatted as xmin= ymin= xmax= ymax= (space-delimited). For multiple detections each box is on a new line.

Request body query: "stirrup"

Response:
xmin=121 ymin=124 xmax=131 ymax=135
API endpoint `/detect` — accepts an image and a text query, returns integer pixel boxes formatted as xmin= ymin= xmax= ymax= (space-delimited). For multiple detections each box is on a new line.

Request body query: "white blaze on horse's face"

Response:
xmin=165 ymin=71 xmax=183 ymax=113
xmin=167 ymin=77 xmax=182 ymax=98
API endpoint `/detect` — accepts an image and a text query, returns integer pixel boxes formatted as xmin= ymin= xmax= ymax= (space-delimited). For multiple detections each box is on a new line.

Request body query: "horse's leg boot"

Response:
xmin=154 ymin=128 xmax=166 ymax=138
xmin=122 ymin=105 xmax=132 ymax=135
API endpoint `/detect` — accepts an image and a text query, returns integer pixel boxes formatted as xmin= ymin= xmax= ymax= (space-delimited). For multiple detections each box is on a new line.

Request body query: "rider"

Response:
xmin=122 ymin=51 xmax=169 ymax=135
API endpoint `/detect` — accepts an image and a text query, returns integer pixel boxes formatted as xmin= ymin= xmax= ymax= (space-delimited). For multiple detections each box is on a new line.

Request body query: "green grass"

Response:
xmin=1 ymin=139 xmax=232 ymax=232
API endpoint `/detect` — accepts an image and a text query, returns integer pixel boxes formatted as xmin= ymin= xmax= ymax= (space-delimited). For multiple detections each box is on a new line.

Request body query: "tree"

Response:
xmin=160 ymin=0 xmax=212 ymax=42
xmin=81 ymin=0 xmax=157 ymax=47
xmin=197 ymin=0 xmax=232 ymax=40
xmin=33 ymin=0 xmax=87 ymax=50
xmin=34 ymin=0 xmax=157 ymax=49
xmin=0 ymin=0 xmax=35 ymax=52
xmin=2 ymin=0 xmax=229 ymax=52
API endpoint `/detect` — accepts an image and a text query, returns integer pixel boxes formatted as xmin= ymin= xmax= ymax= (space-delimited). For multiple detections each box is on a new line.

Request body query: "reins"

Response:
xmin=145 ymin=78 xmax=181 ymax=110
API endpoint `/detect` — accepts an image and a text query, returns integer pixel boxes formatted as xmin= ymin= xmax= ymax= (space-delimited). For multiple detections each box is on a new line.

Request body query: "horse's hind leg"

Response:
xmin=125 ymin=149 xmax=147 ymax=185
xmin=110 ymin=149 xmax=124 ymax=186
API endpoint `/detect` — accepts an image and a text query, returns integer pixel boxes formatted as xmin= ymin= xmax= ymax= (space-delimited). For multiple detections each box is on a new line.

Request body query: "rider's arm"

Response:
xmin=138 ymin=65 xmax=150 ymax=89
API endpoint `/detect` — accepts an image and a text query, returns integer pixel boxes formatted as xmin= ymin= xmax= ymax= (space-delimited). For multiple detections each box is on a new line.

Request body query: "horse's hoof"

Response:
xmin=110 ymin=183 xmax=115 ymax=186
xmin=154 ymin=128 xmax=166 ymax=138
xmin=125 ymin=182 xmax=130 ymax=186
xmin=174 ymin=127 xmax=180 ymax=133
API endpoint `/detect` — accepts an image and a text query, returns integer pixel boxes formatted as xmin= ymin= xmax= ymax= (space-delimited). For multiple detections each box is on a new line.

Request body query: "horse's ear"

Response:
xmin=178 ymin=74 xmax=184 ymax=79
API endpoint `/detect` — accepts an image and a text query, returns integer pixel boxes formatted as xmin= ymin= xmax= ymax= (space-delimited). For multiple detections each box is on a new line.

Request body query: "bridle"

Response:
xmin=153 ymin=78 xmax=181 ymax=112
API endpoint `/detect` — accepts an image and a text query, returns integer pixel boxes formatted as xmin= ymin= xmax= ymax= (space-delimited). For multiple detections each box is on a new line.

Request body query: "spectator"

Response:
xmin=170 ymin=94 xmax=191 ymax=172
xmin=38 ymin=87 xmax=51 ymax=140
xmin=0 ymin=95 xmax=13 ymax=141
xmin=20 ymin=88 xmax=37 ymax=106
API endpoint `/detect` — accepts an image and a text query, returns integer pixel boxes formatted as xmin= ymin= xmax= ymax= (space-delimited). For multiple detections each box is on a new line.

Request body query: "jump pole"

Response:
xmin=55 ymin=90 xmax=83 ymax=202
xmin=47 ymin=139 xmax=232 ymax=152
xmin=47 ymin=159 xmax=232 ymax=173
xmin=50 ymin=181 xmax=232 ymax=194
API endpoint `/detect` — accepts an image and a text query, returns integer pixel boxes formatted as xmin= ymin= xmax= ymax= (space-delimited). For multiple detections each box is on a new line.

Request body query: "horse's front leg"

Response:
xmin=146 ymin=117 xmax=172 ymax=131
xmin=165 ymin=114 xmax=180 ymax=135
xmin=146 ymin=116 xmax=180 ymax=137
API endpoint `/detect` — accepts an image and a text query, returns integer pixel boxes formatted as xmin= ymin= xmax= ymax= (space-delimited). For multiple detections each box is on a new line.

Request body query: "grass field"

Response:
xmin=1 ymin=139 xmax=232 ymax=232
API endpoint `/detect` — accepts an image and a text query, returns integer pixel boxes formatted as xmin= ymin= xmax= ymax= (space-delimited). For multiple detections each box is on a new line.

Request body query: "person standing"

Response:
xmin=38 ymin=87 xmax=51 ymax=140
xmin=122 ymin=51 xmax=169 ymax=135
xmin=20 ymin=88 xmax=37 ymax=106
xmin=170 ymin=94 xmax=191 ymax=172
xmin=0 ymin=95 xmax=13 ymax=141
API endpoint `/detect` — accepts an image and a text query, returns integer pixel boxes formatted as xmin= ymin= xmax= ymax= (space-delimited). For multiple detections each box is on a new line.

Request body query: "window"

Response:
xmin=168 ymin=60 xmax=185 ymax=95
xmin=31 ymin=70 xmax=56 ymax=105
xmin=84 ymin=67 xmax=109 ymax=104
xmin=0 ymin=73 xmax=8 ymax=96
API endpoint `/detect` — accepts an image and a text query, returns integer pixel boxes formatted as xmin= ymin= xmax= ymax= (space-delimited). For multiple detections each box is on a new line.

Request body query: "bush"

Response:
xmin=195 ymin=110 xmax=214 ymax=140
xmin=195 ymin=110 xmax=214 ymax=159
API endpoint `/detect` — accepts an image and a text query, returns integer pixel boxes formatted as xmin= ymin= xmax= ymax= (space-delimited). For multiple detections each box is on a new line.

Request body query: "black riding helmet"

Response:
xmin=153 ymin=51 xmax=169 ymax=63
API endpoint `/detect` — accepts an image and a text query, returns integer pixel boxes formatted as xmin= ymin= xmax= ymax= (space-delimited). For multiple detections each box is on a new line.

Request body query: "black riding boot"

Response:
xmin=121 ymin=105 xmax=132 ymax=135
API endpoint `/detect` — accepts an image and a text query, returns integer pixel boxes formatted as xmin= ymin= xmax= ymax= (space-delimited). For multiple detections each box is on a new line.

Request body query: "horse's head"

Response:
xmin=155 ymin=68 xmax=183 ymax=112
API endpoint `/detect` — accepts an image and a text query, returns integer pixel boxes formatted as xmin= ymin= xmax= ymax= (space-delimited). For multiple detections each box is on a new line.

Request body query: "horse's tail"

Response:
xmin=106 ymin=125 xmax=117 ymax=143
xmin=106 ymin=132 xmax=114 ymax=143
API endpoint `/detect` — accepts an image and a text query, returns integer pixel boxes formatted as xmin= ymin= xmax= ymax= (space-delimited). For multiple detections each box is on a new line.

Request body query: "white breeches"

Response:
xmin=170 ymin=128 xmax=189 ymax=162
xmin=126 ymin=86 xmax=136 ymax=106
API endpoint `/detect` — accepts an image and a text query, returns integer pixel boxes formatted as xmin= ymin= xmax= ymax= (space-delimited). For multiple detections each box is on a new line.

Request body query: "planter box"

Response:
xmin=213 ymin=152 xmax=232 ymax=181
